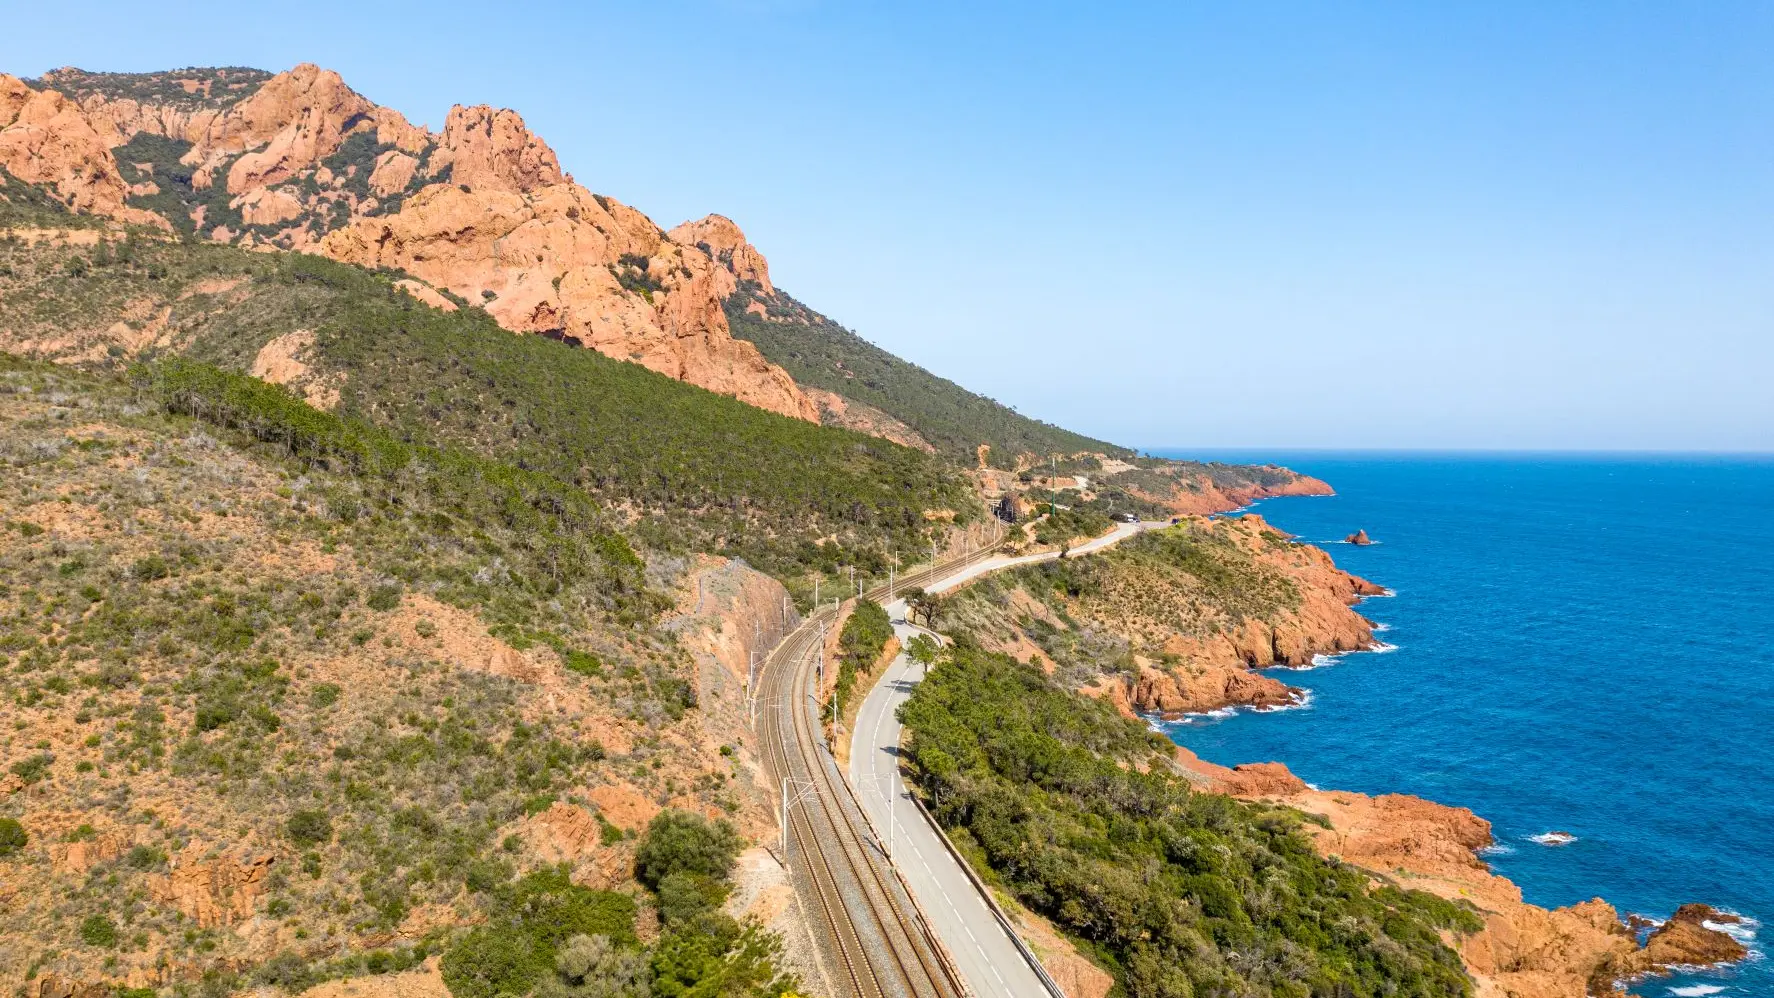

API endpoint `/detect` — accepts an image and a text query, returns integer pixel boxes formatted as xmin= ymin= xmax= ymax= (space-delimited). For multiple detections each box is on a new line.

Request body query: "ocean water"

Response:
xmin=1149 ymin=453 xmax=1772 ymax=996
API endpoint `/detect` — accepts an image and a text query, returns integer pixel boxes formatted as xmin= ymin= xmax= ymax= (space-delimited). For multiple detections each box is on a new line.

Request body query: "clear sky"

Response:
xmin=5 ymin=2 xmax=1770 ymax=450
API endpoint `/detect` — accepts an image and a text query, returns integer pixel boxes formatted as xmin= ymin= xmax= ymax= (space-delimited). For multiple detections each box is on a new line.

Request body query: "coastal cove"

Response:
xmin=1152 ymin=452 xmax=1772 ymax=997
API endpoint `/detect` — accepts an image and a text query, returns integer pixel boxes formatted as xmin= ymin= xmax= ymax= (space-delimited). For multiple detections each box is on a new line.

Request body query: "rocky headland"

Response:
xmin=1200 ymin=756 xmax=1747 ymax=998
xmin=944 ymin=504 xmax=1749 ymax=998
xmin=948 ymin=512 xmax=1385 ymax=718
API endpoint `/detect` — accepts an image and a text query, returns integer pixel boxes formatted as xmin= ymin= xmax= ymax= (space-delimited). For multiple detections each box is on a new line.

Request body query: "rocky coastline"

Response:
xmin=1131 ymin=525 xmax=1751 ymax=998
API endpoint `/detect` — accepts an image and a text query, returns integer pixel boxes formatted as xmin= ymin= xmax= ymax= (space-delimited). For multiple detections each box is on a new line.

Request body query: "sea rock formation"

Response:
xmin=1068 ymin=515 xmax=1384 ymax=716
xmin=1345 ymin=529 xmax=1372 ymax=545
xmin=1637 ymin=905 xmax=1748 ymax=968
xmin=1182 ymin=751 xmax=1749 ymax=998
xmin=1127 ymin=468 xmax=1336 ymax=516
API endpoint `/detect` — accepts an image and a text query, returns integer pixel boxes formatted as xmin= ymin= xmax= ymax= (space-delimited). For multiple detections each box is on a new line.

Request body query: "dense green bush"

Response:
xmin=1032 ymin=506 xmax=1113 ymax=547
xmin=899 ymin=647 xmax=1479 ymax=998
xmin=633 ymin=810 xmax=743 ymax=892
xmin=0 ymin=817 xmax=26 ymax=856
xmin=79 ymin=914 xmax=118 ymax=948
xmin=286 ymin=809 xmax=334 ymax=847
xmin=442 ymin=868 xmax=638 ymax=998
xmin=8 ymin=754 xmax=51 ymax=785
xmin=829 ymin=598 xmax=893 ymax=720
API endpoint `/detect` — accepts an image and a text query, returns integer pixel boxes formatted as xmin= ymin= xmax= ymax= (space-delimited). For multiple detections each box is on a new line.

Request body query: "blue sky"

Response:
xmin=5 ymin=2 xmax=1770 ymax=450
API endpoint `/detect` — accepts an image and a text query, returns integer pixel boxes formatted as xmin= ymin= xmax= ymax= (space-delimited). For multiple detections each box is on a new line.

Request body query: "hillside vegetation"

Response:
xmin=0 ymin=234 xmax=976 ymax=586
xmin=0 ymin=356 xmax=790 ymax=995
xmin=727 ymin=283 xmax=1127 ymax=467
xmin=898 ymin=647 xmax=1481 ymax=998
xmin=944 ymin=519 xmax=1303 ymax=686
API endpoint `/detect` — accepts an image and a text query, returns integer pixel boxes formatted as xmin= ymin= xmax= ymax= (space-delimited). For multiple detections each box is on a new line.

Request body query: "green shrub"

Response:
xmin=80 ymin=914 xmax=118 ymax=948
xmin=829 ymin=598 xmax=892 ymax=719
xmin=8 ymin=753 xmax=52 ymax=785
xmin=563 ymin=650 xmax=602 ymax=678
xmin=441 ymin=868 xmax=637 ymax=998
xmin=365 ymin=584 xmax=402 ymax=612
xmin=0 ymin=817 xmax=26 ymax=856
xmin=251 ymin=952 xmax=314 ymax=991
xmin=633 ymin=810 xmax=742 ymax=892
xmin=286 ymin=809 xmax=333 ymax=847
xmin=654 ymin=871 xmax=728 ymax=926
xmin=126 ymin=844 xmax=167 ymax=870
xmin=441 ymin=926 xmax=532 ymax=998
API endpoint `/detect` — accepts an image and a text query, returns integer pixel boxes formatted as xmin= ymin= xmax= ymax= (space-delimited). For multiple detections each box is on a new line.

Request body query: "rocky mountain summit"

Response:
xmin=2 ymin=64 xmax=814 ymax=418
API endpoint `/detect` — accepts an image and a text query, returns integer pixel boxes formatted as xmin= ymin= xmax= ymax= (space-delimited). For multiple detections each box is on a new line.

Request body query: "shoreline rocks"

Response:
xmin=1179 ymin=732 xmax=1749 ymax=997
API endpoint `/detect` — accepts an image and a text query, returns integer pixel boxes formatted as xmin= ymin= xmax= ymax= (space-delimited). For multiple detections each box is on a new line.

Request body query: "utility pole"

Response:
xmin=780 ymin=778 xmax=788 ymax=854
xmin=889 ymin=784 xmax=897 ymax=858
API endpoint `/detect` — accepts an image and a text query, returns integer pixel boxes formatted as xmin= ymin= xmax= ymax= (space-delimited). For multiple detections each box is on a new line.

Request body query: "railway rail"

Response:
xmin=754 ymin=535 xmax=1003 ymax=998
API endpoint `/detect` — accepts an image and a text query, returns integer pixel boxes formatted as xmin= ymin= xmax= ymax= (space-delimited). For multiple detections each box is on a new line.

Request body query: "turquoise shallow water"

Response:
xmin=1149 ymin=453 xmax=1770 ymax=996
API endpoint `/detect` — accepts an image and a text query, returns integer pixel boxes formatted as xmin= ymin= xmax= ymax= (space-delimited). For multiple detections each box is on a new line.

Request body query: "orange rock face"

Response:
xmin=0 ymin=75 xmax=165 ymax=228
xmin=668 ymin=213 xmax=776 ymax=297
xmin=1190 ymin=754 xmax=1747 ymax=998
xmin=14 ymin=64 xmax=821 ymax=422
xmin=320 ymin=184 xmax=817 ymax=420
xmin=431 ymin=104 xmax=565 ymax=194
xmin=1130 ymin=470 xmax=1336 ymax=517
xmin=149 ymin=848 xmax=276 ymax=928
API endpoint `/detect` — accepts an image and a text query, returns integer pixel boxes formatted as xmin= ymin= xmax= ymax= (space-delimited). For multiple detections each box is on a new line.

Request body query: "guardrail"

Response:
xmin=905 ymin=790 xmax=1070 ymax=998
xmin=800 ymin=632 xmax=976 ymax=998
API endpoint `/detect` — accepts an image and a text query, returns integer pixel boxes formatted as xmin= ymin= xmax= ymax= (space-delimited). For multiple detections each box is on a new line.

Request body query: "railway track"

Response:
xmin=756 ymin=533 xmax=1003 ymax=998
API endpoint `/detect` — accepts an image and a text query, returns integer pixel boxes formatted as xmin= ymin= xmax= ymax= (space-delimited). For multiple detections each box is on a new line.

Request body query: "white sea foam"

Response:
xmin=1667 ymin=985 xmax=1726 ymax=997
xmin=1372 ymin=621 xmax=1393 ymax=633
xmin=1706 ymin=915 xmax=1759 ymax=944
xmin=1171 ymin=706 xmax=1239 ymax=726
xmin=1369 ymin=641 xmax=1401 ymax=654
xmin=1528 ymin=831 xmax=1578 ymax=846
xmin=1478 ymin=842 xmax=1517 ymax=857
xmin=1255 ymin=690 xmax=1314 ymax=713
xmin=1301 ymin=652 xmax=1345 ymax=670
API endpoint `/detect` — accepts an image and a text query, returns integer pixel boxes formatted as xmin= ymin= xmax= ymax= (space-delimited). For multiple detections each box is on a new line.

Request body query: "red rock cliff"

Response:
xmin=7 ymin=65 xmax=819 ymax=422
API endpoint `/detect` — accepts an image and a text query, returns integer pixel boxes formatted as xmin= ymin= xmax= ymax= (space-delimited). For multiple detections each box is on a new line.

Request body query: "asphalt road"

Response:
xmin=848 ymin=519 xmax=1160 ymax=998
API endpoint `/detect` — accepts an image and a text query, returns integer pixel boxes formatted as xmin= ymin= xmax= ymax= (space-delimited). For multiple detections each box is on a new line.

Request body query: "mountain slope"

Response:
xmin=2 ymin=64 xmax=818 ymax=420
xmin=0 ymin=355 xmax=796 ymax=997
xmin=0 ymin=232 xmax=976 ymax=586
xmin=725 ymin=281 xmax=1125 ymax=466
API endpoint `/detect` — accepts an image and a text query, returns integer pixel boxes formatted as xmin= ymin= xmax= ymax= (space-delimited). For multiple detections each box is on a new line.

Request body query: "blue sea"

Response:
xmin=1150 ymin=453 xmax=1771 ymax=997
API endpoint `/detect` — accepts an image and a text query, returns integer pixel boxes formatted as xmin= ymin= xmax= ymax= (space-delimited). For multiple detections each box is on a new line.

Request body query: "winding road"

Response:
xmin=753 ymin=519 xmax=1161 ymax=998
